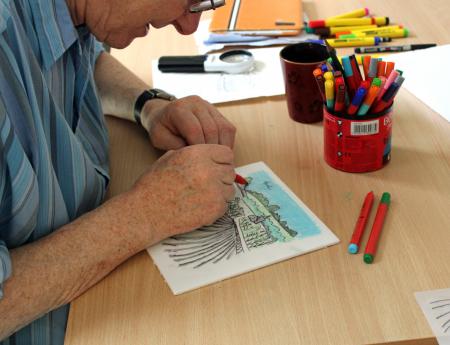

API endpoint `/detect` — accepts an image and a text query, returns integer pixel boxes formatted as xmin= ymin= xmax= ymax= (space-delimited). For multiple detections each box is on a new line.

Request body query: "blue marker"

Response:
xmin=347 ymin=87 xmax=367 ymax=115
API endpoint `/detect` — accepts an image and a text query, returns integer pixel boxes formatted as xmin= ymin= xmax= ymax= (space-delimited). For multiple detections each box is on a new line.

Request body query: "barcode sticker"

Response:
xmin=351 ymin=120 xmax=379 ymax=136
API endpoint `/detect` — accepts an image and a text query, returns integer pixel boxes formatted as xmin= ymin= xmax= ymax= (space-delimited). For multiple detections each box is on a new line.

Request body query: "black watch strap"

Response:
xmin=133 ymin=89 xmax=175 ymax=127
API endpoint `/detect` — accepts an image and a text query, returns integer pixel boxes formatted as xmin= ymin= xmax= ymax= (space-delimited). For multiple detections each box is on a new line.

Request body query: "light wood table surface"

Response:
xmin=65 ymin=1 xmax=450 ymax=344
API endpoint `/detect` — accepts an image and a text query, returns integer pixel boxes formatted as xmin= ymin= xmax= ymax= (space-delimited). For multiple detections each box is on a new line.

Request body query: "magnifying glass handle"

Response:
xmin=158 ymin=55 xmax=207 ymax=73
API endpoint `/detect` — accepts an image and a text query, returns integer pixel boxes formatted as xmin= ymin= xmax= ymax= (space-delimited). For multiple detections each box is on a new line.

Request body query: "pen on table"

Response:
xmin=364 ymin=192 xmax=391 ymax=264
xmin=234 ymin=174 xmax=248 ymax=186
xmin=355 ymin=43 xmax=437 ymax=54
xmin=348 ymin=191 xmax=374 ymax=254
xmin=357 ymin=78 xmax=381 ymax=116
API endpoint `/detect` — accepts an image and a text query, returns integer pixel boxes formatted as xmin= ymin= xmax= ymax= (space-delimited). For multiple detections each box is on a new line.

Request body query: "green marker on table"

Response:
xmin=363 ymin=192 xmax=391 ymax=264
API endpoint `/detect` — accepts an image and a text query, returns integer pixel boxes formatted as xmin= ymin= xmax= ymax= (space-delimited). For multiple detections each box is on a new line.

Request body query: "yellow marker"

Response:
xmin=326 ymin=37 xmax=389 ymax=48
xmin=327 ymin=8 xmax=370 ymax=20
xmin=306 ymin=25 xmax=377 ymax=36
xmin=325 ymin=80 xmax=335 ymax=110
xmin=338 ymin=28 xmax=409 ymax=39
xmin=309 ymin=17 xmax=389 ymax=29
xmin=323 ymin=71 xmax=334 ymax=82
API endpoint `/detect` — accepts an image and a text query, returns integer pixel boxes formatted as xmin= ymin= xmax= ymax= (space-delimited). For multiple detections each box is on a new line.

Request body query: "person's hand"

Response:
xmin=140 ymin=96 xmax=236 ymax=150
xmin=127 ymin=144 xmax=235 ymax=246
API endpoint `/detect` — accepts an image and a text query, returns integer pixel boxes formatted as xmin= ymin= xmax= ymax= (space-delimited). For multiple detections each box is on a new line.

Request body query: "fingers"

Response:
xmin=150 ymin=126 xmax=187 ymax=150
xmin=208 ymin=106 xmax=236 ymax=148
xmin=209 ymin=144 xmax=234 ymax=165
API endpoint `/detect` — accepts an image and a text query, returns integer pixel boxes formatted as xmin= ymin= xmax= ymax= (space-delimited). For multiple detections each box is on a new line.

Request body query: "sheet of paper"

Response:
xmin=387 ymin=45 xmax=450 ymax=123
xmin=151 ymin=46 xmax=285 ymax=104
xmin=415 ymin=288 xmax=450 ymax=344
xmin=148 ymin=162 xmax=339 ymax=295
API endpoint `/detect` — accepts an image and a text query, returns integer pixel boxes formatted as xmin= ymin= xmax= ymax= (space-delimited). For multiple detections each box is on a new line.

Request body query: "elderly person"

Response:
xmin=0 ymin=0 xmax=235 ymax=343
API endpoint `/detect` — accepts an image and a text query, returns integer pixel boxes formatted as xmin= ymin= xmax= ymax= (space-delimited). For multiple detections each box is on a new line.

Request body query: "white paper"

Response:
xmin=151 ymin=46 xmax=285 ymax=104
xmin=415 ymin=288 xmax=450 ymax=344
xmin=387 ymin=45 xmax=450 ymax=122
xmin=147 ymin=162 xmax=339 ymax=295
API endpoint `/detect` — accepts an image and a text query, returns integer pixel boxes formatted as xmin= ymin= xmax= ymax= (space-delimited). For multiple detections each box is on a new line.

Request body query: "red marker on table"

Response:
xmin=364 ymin=192 xmax=391 ymax=264
xmin=348 ymin=191 xmax=374 ymax=254
xmin=234 ymin=174 xmax=248 ymax=186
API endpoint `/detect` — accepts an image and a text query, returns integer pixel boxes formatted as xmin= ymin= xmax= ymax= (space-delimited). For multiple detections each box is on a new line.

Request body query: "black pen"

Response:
xmin=355 ymin=44 xmax=436 ymax=54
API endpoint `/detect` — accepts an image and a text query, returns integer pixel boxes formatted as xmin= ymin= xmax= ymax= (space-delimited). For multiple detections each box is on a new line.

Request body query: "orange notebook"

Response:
xmin=209 ymin=0 xmax=303 ymax=36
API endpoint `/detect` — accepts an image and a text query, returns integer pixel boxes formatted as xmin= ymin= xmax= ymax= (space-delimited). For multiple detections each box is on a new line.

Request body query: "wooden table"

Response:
xmin=65 ymin=1 xmax=450 ymax=344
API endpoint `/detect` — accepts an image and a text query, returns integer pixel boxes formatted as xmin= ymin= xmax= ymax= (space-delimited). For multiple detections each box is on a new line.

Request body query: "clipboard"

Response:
xmin=209 ymin=0 xmax=303 ymax=36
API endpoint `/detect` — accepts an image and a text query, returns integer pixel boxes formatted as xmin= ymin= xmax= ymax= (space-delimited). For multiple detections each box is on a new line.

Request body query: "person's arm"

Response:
xmin=0 ymin=144 xmax=235 ymax=340
xmin=94 ymin=52 xmax=236 ymax=150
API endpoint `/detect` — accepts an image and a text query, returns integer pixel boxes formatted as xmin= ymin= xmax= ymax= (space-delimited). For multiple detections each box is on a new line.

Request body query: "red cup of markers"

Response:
xmin=323 ymin=105 xmax=393 ymax=173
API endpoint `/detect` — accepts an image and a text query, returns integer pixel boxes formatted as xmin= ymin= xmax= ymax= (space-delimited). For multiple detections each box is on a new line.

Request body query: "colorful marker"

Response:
xmin=347 ymin=86 xmax=367 ymax=115
xmin=334 ymin=76 xmax=346 ymax=112
xmin=357 ymin=78 xmax=381 ymax=115
xmin=376 ymin=70 xmax=399 ymax=101
xmin=341 ymin=56 xmax=357 ymax=97
xmin=313 ymin=68 xmax=326 ymax=100
xmin=327 ymin=7 xmax=369 ymax=20
xmin=234 ymin=174 xmax=248 ymax=186
xmin=305 ymin=25 xmax=377 ymax=36
xmin=349 ymin=55 xmax=363 ymax=87
xmin=348 ymin=191 xmax=375 ymax=254
xmin=308 ymin=16 xmax=389 ymax=29
xmin=377 ymin=61 xmax=386 ymax=77
xmin=325 ymin=80 xmax=335 ymax=110
xmin=367 ymin=58 xmax=379 ymax=83
xmin=326 ymin=37 xmax=391 ymax=48
xmin=362 ymin=55 xmax=371 ymax=80
xmin=364 ymin=192 xmax=391 ymax=264
xmin=385 ymin=62 xmax=395 ymax=77
xmin=338 ymin=28 xmax=409 ymax=39
xmin=372 ymin=76 xmax=405 ymax=113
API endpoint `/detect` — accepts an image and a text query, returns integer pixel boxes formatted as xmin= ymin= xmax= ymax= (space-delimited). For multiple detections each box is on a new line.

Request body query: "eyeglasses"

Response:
xmin=189 ymin=0 xmax=226 ymax=13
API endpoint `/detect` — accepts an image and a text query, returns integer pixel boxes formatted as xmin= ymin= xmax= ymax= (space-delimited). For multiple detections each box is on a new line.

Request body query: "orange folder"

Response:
xmin=209 ymin=0 xmax=303 ymax=36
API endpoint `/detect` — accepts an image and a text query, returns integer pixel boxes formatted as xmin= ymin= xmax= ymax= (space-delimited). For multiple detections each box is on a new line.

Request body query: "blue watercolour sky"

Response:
xmin=246 ymin=170 xmax=321 ymax=238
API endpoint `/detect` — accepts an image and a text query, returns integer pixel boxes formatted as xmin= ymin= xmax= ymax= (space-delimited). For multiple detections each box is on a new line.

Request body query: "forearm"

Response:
xmin=0 ymin=191 xmax=157 ymax=339
xmin=94 ymin=51 xmax=150 ymax=121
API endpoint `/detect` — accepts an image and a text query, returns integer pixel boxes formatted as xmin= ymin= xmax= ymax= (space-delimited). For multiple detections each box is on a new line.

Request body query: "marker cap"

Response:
xmin=364 ymin=253 xmax=374 ymax=264
xmin=348 ymin=243 xmax=359 ymax=254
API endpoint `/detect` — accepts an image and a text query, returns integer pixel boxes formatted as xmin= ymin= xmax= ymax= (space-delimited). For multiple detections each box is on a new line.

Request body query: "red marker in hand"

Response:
xmin=234 ymin=174 xmax=248 ymax=186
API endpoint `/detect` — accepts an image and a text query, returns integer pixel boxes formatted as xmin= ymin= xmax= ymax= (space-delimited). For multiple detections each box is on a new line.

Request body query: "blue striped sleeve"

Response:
xmin=94 ymin=39 xmax=105 ymax=61
xmin=0 ymin=125 xmax=12 ymax=299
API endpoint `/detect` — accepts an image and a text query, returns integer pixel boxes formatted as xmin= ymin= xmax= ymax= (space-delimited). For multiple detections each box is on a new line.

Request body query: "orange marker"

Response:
xmin=313 ymin=68 xmax=326 ymax=100
xmin=363 ymin=55 xmax=371 ymax=80
xmin=377 ymin=61 xmax=386 ymax=77
xmin=385 ymin=62 xmax=395 ymax=77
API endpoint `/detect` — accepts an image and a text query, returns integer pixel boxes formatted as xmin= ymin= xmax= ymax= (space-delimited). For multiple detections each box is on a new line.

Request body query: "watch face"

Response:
xmin=151 ymin=88 xmax=176 ymax=101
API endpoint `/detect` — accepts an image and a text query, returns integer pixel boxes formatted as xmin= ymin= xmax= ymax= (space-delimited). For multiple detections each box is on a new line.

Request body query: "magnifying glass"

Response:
xmin=158 ymin=50 xmax=255 ymax=74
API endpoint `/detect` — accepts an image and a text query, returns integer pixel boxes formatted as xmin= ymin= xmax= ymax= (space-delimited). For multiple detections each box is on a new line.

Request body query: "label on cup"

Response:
xmin=323 ymin=109 xmax=392 ymax=173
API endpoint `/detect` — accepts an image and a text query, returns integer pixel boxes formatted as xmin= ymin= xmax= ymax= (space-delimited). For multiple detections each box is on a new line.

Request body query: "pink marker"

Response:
xmin=377 ymin=70 xmax=399 ymax=101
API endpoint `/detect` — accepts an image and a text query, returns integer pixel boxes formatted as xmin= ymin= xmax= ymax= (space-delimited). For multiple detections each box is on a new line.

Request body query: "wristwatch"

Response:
xmin=133 ymin=88 xmax=176 ymax=127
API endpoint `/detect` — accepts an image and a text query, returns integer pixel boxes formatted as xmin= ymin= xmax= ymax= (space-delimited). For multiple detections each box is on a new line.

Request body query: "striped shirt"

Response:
xmin=0 ymin=0 xmax=109 ymax=343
